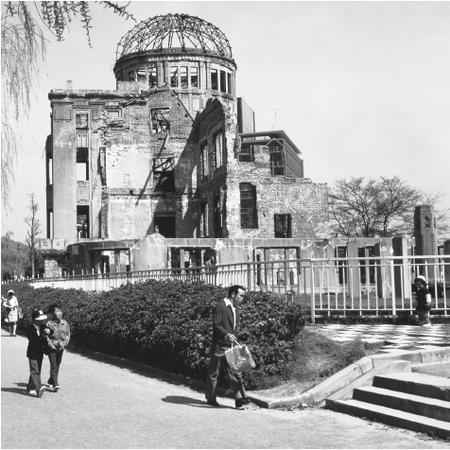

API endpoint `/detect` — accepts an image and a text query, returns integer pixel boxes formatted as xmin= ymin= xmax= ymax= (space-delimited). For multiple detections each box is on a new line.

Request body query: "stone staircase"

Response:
xmin=327 ymin=364 xmax=450 ymax=440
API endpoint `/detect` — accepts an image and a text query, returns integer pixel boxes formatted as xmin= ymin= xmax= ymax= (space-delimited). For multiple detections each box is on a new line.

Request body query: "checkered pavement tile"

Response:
xmin=309 ymin=323 xmax=450 ymax=352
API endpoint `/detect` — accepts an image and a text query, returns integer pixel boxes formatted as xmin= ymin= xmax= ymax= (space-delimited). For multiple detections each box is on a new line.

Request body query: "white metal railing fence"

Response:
xmin=8 ymin=255 xmax=450 ymax=321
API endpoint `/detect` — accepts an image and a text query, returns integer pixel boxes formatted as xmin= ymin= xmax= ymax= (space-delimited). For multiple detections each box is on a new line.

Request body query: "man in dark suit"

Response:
xmin=26 ymin=309 xmax=48 ymax=397
xmin=205 ymin=285 xmax=251 ymax=409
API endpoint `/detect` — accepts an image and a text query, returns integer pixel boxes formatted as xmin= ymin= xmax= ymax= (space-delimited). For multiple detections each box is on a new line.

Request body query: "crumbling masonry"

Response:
xmin=41 ymin=14 xmax=328 ymax=275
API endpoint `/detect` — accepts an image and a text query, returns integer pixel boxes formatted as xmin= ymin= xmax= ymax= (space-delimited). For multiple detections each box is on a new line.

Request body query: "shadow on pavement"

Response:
xmin=66 ymin=346 xmax=217 ymax=395
xmin=1 ymin=386 xmax=30 ymax=397
xmin=161 ymin=395 xmax=235 ymax=409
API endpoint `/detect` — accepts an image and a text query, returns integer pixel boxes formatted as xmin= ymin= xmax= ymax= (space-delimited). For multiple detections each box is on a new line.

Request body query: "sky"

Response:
xmin=2 ymin=1 xmax=450 ymax=242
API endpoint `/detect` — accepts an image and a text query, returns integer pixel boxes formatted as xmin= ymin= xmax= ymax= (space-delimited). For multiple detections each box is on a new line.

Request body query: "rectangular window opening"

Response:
xmin=180 ymin=66 xmax=188 ymax=89
xmin=76 ymin=148 xmax=89 ymax=181
xmin=200 ymin=201 xmax=209 ymax=237
xmin=227 ymin=72 xmax=232 ymax=94
xmin=153 ymin=157 xmax=175 ymax=192
xmin=154 ymin=215 xmax=176 ymax=238
xmin=214 ymin=131 xmax=223 ymax=169
xmin=240 ymin=183 xmax=258 ymax=228
xmin=274 ymin=214 xmax=292 ymax=238
xmin=269 ymin=141 xmax=285 ymax=176
xmin=191 ymin=66 xmax=198 ymax=88
xmin=200 ymin=142 xmax=209 ymax=182
xmin=220 ymin=70 xmax=227 ymax=93
xmin=75 ymin=112 xmax=89 ymax=129
xmin=137 ymin=69 xmax=146 ymax=83
xmin=47 ymin=157 xmax=53 ymax=185
xmin=170 ymin=66 xmax=178 ymax=87
xmin=76 ymin=130 xmax=88 ymax=148
xmin=128 ymin=71 xmax=136 ymax=82
xmin=151 ymin=108 xmax=170 ymax=134
xmin=211 ymin=69 xmax=218 ymax=91
xmin=239 ymin=143 xmax=255 ymax=162
xmin=76 ymin=205 xmax=90 ymax=239
xmin=213 ymin=194 xmax=222 ymax=237
xmin=148 ymin=65 xmax=157 ymax=88
xmin=48 ymin=210 xmax=53 ymax=239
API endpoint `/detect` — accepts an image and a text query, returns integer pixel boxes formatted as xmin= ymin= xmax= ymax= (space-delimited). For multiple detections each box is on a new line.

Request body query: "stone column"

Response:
xmin=347 ymin=240 xmax=360 ymax=301
xmin=444 ymin=240 xmax=450 ymax=285
xmin=392 ymin=235 xmax=412 ymax=301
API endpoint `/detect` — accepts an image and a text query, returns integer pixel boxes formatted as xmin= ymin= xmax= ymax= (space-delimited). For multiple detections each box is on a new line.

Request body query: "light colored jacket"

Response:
xmin=45 ymin=319 xmax=71 ymax=350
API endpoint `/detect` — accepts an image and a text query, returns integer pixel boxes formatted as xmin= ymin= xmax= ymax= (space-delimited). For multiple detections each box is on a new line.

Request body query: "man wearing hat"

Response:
xmin=26 ymin=309 xmax=48 ymax=397
xmin=414 ymin=275 xmax=432 ymax=327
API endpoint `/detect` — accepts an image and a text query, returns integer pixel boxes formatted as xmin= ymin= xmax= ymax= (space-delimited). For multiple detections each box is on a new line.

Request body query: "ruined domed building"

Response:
xmin=42 ymin=14 xmax=328 ymax=275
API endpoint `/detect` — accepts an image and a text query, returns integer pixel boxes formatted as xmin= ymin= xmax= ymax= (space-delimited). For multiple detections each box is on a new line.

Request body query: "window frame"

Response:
xmin=239 ymin=183 xmax=258 ymax=229
xmin=274 ymin=214 xmax=292 ymax=238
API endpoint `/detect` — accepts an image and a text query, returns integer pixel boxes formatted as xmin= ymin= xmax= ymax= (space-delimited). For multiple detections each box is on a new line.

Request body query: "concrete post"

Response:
xmin=347 ymin=241 xmax=360 ymax=301
xmin=444 ymin=240 xmax=450 ymax=285
xmin=393 ymin=236 xmax=412 ymax=302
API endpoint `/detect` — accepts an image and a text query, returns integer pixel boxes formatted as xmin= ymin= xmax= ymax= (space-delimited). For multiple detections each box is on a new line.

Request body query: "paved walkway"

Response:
xmin=310 ymin=323 xmax=450 ymax=351
xmin=1 ymin=329 xmax=447 ymax=449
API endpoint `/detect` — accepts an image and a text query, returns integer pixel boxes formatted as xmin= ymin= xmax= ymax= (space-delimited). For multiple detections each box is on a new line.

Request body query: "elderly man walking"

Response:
xmin=205 ymin=285 xmax=251 ymax=409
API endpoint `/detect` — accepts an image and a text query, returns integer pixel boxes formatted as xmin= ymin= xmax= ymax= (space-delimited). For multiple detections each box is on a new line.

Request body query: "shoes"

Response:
xmin=421 ymin=323 xmax=432 ymax=327
xmin=53 ymin=385 xmax=60 ymax=392
xmin=28 ymin=389 xmax=37 ymax=396
xmin=37 ymin=386 xmax=46 ymax=398
xmin=206 ymin=399 xmax=220 ymax=407
xmin=235 ymin=397 xmax=251 ymax=409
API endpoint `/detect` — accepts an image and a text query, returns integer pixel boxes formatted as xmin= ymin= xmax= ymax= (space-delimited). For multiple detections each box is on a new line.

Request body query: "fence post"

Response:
xmin=390 ymin=260 xmax=396 ymax=316
xmin=310 ymin=260 xmax=315 ymax=324
xmin=247 ymin=263 xmax=251 ymax=291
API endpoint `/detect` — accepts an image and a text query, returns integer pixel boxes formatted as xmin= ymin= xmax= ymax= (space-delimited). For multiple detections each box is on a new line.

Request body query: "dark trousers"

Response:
xmin=205 ymin=353 xmax=245 ymax=401
xmin=47 ymin=350 xmax=64 ymax=387
xmin=27 ymin=355 xmax=43 ymax=392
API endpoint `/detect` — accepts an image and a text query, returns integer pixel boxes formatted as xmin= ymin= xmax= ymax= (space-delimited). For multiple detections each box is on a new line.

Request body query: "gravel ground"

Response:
xmin=1 ymin=329 xmax=447 ymax=449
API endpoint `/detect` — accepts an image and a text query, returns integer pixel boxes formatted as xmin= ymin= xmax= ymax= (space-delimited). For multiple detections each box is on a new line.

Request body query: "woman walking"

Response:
xmin=2 ymin=289 xmax=19 ymax=336
xmin=45 ymin=304 xmax=70 ymax=391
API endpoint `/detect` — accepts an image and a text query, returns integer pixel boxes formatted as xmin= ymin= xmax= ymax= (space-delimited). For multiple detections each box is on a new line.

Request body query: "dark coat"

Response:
xmin=416 ymin=287 xmax=431 ymax=312
xmin=211 ymin=299 xmax=240 ymax=354
xmin=26 ymin=323 xmax=46 ymax=359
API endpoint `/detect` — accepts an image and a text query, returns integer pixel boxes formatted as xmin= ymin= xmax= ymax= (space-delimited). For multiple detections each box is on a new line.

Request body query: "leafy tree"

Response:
xmin=24 ymin=193 xmax=41 ymax=278
xmin=328 ymin=176 xmax=447 ymax=238
xmin=1 ymin=1 xmax=135 ymax=208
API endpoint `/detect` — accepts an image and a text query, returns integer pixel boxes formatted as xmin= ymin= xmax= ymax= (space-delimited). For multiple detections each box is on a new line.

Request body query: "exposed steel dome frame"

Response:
xmin=116 ymin=13 xmax=233 ymax=61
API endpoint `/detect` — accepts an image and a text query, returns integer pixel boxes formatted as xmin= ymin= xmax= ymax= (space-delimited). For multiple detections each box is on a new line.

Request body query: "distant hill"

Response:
xmin=1 ymin=235 xmax=29 ymax=281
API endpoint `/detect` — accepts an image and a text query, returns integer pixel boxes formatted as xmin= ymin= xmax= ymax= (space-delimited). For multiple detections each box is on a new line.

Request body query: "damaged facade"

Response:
xmin=41 ymin=13 xmax=329 ymax=276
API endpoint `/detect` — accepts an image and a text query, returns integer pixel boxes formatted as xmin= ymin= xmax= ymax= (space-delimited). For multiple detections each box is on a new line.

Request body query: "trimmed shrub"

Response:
xmin=2 ymin=281 xmax=304 ymax=390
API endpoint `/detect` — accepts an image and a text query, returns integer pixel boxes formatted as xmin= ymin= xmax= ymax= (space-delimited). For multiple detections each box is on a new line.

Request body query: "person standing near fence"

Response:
xmin=26 ymin=309 xmax=48 ymax=397
xmin=45 ymin=304 xmax=71 ymax=391
xmin=205 ymin=285 xmax=251 ymax=409
xmin=2 ymin=289 xmax=19 ymax=336
xmin=414 ymin=275 xmax=432 ymax=327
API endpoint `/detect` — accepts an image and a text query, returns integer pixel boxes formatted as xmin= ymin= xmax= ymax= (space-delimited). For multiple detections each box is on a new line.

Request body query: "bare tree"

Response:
xmin=25 ymin=194 xmax=41 ymax=278
xmin=1 ymin=1 xmax=135 ymax=208
xmin=329 ymin=176 xmax=423 ymax=238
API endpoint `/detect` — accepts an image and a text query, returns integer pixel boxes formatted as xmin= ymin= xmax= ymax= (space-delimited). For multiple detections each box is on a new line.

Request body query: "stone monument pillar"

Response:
xmin=414 ymin=205 xmax=436 ymax=282
xmin=414 ymin=205 xmax=436 ymax=256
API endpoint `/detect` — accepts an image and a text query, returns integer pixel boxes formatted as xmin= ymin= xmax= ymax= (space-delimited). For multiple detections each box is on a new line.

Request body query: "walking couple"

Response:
xmin=26 ymin=304 xmax=70 ymax=397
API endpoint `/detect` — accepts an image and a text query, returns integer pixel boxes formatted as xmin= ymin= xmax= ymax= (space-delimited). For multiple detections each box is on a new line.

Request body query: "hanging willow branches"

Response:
xmin=1 ymin=1 xmax=135 ymax=208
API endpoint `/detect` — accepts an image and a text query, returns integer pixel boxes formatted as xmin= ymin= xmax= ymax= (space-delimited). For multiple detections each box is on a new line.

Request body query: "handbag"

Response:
xmin=225 ymin=342 xmax=256 ymax=374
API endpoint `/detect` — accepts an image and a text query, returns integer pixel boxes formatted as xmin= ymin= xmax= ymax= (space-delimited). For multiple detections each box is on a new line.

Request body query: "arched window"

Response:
xmin=239 ymin=183 xmax=258 ymax=229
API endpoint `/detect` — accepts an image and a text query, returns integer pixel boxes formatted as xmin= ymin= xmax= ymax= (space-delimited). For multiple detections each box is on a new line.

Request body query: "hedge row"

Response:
xmin=2 ymin=281 xmax=304 ymax=390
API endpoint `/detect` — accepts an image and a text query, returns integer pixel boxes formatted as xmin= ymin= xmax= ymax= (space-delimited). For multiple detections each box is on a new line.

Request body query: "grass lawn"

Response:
xmin=249 ymin=327 xmax=383 ymax=401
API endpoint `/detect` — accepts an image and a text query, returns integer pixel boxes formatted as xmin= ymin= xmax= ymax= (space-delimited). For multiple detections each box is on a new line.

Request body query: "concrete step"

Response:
xmin=326 ymin=399 xmax=450 ymax=440
xmin=412 ymin=361 xmax=450 ymax=378
xmin=353 ymin=385 xmax=450 ymax=422
xmin=373 ymin=372 xmax=450 ymax=401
